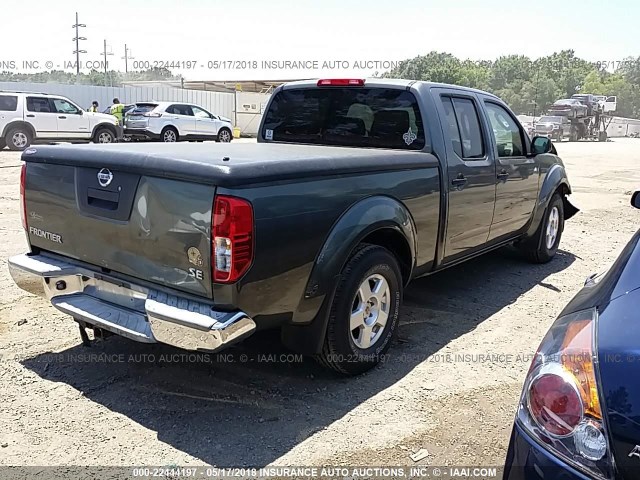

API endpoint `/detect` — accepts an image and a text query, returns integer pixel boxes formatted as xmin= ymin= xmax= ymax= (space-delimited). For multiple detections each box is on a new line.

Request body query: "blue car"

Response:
xmin=504 ymin=192 xmax=640 ymax=480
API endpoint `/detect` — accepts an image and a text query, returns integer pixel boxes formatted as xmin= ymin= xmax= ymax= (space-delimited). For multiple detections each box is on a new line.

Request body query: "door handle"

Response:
xmin=58 ymin=116 xmax=67 ymax=119
xmin=26 ymin=114 xmax=35 ymax=118
xmin=497 ymin=170 xmax=509 ymax=180
xmin=451 ymin=173 xmax=468 ymax=188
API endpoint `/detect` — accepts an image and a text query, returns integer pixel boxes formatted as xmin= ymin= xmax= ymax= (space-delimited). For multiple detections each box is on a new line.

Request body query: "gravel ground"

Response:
xmin=0 ymin=138 xmax=639 ymax=469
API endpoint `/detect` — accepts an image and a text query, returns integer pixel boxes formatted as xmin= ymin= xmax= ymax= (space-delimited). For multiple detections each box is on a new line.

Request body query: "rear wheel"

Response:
xmin=161 ymin=127 xmax=178 ymax=142
xmin=6 ymin=127 xmax=31 ymax=151
xmin=520 ymin=193 xmax=564 ymax=263
xmin=217 ymin=128 xmax=232 ymax=143
xmin=317 ymin=245 xmax=402 ymax=375
xmin=0 ymin=139 xmax=5 ymax=150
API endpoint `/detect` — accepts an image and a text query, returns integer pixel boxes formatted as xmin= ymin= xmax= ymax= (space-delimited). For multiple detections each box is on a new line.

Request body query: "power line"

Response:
xmin=121 ymin=44 xmax=135 ymax=74
xmin=101 ymin=39 xmax=114 ymax=86
xmin=71 ymin=12 xmax=87 ymax=76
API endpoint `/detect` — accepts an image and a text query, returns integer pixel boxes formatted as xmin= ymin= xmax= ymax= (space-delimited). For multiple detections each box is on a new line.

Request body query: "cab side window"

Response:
xmin=485 ymin=102 xmax=524 ymax=157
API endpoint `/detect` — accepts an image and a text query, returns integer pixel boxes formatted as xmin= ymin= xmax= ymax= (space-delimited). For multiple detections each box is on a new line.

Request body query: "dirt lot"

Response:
xmin=1 ymin=139 xmax=639 ymax=469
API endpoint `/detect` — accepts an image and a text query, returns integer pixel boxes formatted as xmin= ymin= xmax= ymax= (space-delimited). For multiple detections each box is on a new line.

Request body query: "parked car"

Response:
xmin=8 ymin=78 xmax=578 ymax=375
xmin=571 ymin=93 xmax=602 ymax=116
xmin=504 ymin=191 xmax=640 ymax=480
xmin=123 ymin=101 xmax=233 ymax=143
xmin=0 ymin=91 xmax=122 ymax=150
xmin=535 ymin=115 xmax=571 ymax=141
xmin=548 ymin=99 xmax=588 ymax=118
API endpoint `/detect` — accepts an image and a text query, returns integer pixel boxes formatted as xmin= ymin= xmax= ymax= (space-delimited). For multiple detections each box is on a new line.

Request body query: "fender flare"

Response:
xmin=90 ymin=122 xmax=117 ymax=140
xmin=281 ymin=196 xmax=416 ymax=355
xmin=304 ymin=195 xmax=417 ymax=301
xmin=525 ymin=163 xmax=576 ymax=238
xmin=2 ymin=121 xmax=36 ymax=140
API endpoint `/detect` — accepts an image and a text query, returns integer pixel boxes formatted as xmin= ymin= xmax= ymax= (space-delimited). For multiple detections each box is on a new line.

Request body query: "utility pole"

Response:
xmin=72 ymin=12 xmax=87 ymax=76
xmin=101 ymin=39 xmax=114 ymax=86
xmin=121 ymin=44 xmax=134 ymax=74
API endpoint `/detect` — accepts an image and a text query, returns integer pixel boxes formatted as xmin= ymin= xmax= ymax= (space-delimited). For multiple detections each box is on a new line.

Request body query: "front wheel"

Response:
xmin=317 ymin=245 xmax=402 ymax=375
xmin=519 ymin=193 xmax=564 ymax=263
xmin=217 ymin=128 xmax=232 ymax=143
xmin=94 ymin=127 xmax=115 ymax=144
xmin=0 ymin=139 xmax=6 ymax=150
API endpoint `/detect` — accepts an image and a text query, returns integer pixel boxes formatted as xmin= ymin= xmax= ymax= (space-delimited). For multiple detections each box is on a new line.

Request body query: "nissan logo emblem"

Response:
xmin=97 ymin=168 xmax=113 ymax=187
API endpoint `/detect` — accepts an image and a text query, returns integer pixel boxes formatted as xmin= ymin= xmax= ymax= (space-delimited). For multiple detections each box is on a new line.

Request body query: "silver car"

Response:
xmin=124 ymin=101 xmax=233 ymax=143
xmin=535 ymin=115 xmax=570 ymax=141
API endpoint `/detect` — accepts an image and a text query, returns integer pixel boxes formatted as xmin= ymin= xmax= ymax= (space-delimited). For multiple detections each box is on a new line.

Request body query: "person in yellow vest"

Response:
xmin=110 ymin=98 xmax=124 ymax=125
xmin=88 ymin=100 xmax=99 ymax=113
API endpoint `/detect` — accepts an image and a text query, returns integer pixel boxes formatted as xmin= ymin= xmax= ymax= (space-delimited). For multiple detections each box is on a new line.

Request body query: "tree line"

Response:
xmin=0 ymin=67 xmax=182 ymax=88
xmin=383 ymin=50 xmax=640 ymax=118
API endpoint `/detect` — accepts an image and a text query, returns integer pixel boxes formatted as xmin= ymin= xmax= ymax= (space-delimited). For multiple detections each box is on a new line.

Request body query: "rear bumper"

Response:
xmin=124 ymin=128 xmax=159 ymax=140
xmin=8 ymin=253 xmax=256 ymax=352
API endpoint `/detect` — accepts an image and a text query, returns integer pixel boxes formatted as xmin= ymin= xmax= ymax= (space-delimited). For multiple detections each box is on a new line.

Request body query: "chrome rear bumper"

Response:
xmin=7 ymin=253 xmax=255 ymax=352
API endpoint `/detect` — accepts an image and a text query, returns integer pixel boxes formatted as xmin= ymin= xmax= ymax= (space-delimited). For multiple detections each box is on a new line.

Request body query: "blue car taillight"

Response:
xmin=517 ymin=308 xmax=614 ymax=478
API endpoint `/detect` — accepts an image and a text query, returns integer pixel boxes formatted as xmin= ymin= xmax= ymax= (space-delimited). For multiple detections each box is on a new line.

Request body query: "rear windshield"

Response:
xmin=0 ymin=95 xmax=18 ymax=111
xmin=262 ymin=87 xmax=426 ymax=150
xmin=130 ymin=103 xmax=158 ymax=114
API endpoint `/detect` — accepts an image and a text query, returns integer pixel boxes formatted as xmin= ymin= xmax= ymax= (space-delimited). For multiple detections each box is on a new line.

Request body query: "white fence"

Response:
xmin=0 ymin=81 xmax=235 ymax=121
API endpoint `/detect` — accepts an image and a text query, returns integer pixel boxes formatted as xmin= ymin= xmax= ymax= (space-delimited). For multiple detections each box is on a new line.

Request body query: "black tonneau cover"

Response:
xmin=22 ymin=142 xmax=437 ymax=187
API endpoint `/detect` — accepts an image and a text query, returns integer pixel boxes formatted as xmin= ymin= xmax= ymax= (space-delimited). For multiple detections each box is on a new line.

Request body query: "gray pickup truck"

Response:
xmin=9 ymin=78 xmax=578 ymax=375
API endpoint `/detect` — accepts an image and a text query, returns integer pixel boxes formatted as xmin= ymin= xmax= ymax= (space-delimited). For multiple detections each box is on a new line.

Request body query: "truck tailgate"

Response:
xmin=24 ymin=161 xmax=215 ymax=298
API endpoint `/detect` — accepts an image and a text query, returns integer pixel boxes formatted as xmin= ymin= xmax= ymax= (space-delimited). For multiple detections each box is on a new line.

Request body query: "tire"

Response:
xmin=94 ymin=127 xmax=115 ymax=144
xmin=0 ymin=139 xmax=5 ymax=150
xmin=161 ymin=127 xmax=178 ymax=143
xmin=217 ymin=128 xmax=232 ymax=143
xmin=317 ymin=244 xmax=402 ymax=375
xmin=520 ymin=193 xmax=564 ymax=264
xmin=6 ymin=126 xmax=32 ymax=151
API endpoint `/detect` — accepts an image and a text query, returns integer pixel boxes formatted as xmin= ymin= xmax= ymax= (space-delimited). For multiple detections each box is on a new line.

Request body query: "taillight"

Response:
xmin=20 ymin=163 xmax=27 ymax=231
xmin=528 ymin=370 xmax=583 ymax=436
xmin=317 ymin=78 xmax=365 ymax=86
xmin=518 ymin=308 xmax=612 ymax=477
xmin=211 ymin=195 xmax=253 ymax=283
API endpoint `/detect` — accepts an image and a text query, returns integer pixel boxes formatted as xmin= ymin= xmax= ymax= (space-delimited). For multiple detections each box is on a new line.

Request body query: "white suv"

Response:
xmin=124 ymin=102 xmax=234 ymax=143
xmin=0 ymin=91 xmax=122 ymax=151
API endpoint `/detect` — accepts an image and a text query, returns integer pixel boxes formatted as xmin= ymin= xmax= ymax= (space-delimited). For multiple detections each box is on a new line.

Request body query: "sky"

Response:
xmin=1 ymin=0 xmax=638 ymax=81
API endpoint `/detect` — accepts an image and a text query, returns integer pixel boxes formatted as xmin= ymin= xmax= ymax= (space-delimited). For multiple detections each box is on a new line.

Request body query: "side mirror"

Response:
xmin=632 ymin=191 xmax=640 ymax=209
xmin=531 ymin=135 xmax=552 ymax=155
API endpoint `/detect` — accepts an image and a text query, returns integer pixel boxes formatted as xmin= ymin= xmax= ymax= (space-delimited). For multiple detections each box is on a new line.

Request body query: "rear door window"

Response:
xmin=262 ymin=87 xmax=425 ymax=150
xmin=26 ymin=97 xmax=52 ymax=113
xmin=440 ymin=96 xmax=484 ymax=159
xmin=0 ymin=95 xmax=18 ymax=111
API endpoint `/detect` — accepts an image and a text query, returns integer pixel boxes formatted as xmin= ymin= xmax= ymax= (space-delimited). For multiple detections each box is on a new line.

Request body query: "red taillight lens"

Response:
xmin=211 ymin=195 xmax=253 ymax=283
xmin=317 ymin=78 xmax=365 ymax=86
xmin=528 ymin=372 xmax=583 ymax=436
xmin=20 ymin=163 xmax=27 ymax=231
xmin=518 ymin=309 xmax=612 ymax=477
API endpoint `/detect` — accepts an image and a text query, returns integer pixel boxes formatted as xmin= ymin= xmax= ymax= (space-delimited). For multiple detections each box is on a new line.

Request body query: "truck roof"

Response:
xmin=280 ymin=78 xmax=500 ymax=100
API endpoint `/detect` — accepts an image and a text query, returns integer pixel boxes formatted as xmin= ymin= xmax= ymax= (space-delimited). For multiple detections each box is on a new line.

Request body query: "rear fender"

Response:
xmin=281 ymin=196 xmax=416 ymax=354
